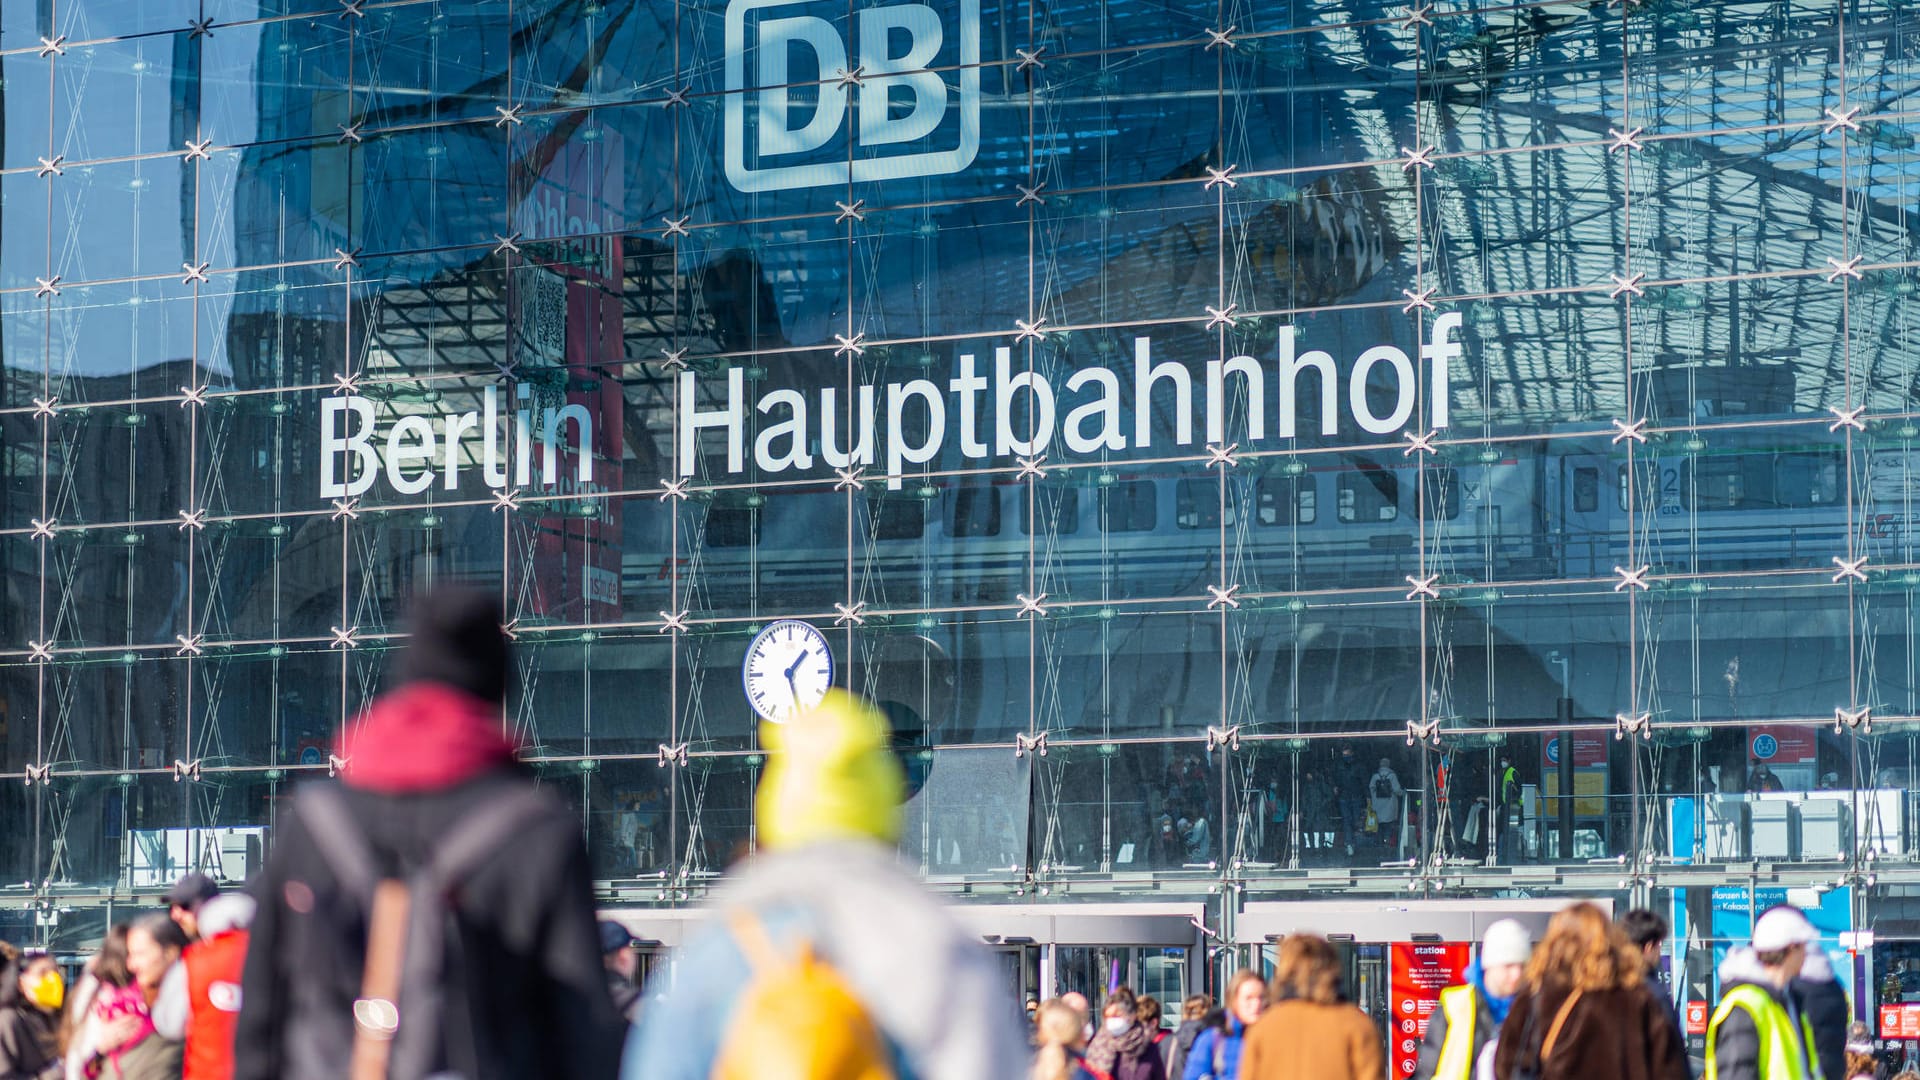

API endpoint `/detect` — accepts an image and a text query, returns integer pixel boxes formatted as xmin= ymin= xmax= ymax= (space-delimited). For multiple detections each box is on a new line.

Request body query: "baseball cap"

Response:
xmin=1480 ymin=919 xmax=1533 ymax=968
xmin=597 ymin=919 xmax=635 ymax=956
xmin=163 ymin=873 xmax=220 ymax=912
xmin=1751 ymin=906 xmax=1819 ymax=951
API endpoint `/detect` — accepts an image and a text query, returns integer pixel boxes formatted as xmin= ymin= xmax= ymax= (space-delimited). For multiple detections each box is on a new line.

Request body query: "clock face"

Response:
xmin=742 ymin=619 xmax=835 ymax=722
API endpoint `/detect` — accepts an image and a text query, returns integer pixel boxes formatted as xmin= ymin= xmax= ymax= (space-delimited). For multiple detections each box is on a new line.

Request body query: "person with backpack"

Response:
xmin=1085 ymin=988 xmax=1166 ymax=1080
xmin=1368 ymin=759 xmax=1404 ymax=855
xmin=624 ymin=689 xmax=1030 ymax=1080
xmin=1182 ymin=971 xmax=1264 ymax=1080
xmin=233 ymin=586 xmax=625 ymax=1080
xmin=1165 ymin=995 xmax=1213 ymax=1079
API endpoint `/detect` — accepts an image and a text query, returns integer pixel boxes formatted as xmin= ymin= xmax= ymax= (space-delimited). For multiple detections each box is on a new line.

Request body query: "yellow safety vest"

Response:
xmin=1705 ymin=983 xmax=1818 ymax=1080
xmin=1431 ymin=983 xmax=1480 ymax=1080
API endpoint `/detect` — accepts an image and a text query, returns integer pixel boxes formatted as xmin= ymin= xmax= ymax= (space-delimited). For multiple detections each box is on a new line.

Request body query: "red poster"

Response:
xmin=1541 ymin=733 xmax=1607 ymax=769
xmin=1685 ymin=1001 xmax=1709 ymax=1035
xmin=1390 ymin=942 xmax=1472 ymax=1078
xmin=1881 ymin=1003 xmax=1920 ymax=1039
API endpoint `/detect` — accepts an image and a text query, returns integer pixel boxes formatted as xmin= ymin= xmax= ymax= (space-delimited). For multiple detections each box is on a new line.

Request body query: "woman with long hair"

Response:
xmin=1491 ymin=903 xmax=1687 ymax=1080
xmin=1032 ymin=998 xmax=1096 ymax=1080
xmin=1182 ymin=971 xmax=1264 ymax=1080
xmin=0 ymin=944 xmax=63 ymax=1080
xmin=1237 ymin=934 xmax=1382 ymax=1080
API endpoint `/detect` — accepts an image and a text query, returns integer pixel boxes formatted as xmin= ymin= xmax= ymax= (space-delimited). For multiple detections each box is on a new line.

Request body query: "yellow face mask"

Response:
xmin=22 ymin=968 xmax=63 ymax=1012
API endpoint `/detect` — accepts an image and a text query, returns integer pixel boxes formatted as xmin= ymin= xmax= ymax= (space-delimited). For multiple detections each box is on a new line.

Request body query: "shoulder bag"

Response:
xmin=1510 ymin=987 xmax=1584 ymax=1080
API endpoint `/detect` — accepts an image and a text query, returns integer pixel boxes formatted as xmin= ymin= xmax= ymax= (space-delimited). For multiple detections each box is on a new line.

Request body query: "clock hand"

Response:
xmin=783 ymin=649 xmax=810 ymax=684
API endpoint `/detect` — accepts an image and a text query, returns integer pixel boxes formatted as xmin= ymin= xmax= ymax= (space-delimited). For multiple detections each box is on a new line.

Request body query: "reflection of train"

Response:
xmin=634 ymin=418 xmax=1892 ymax=606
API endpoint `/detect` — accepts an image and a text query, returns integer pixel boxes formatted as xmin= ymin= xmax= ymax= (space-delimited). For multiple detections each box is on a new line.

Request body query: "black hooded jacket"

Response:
xmin=233 ymin=768 xmax=625 ymax=1080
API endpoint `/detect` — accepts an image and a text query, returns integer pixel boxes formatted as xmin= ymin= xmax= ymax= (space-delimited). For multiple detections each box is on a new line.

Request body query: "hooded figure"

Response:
xmin=1414 ymin=919 xmax=1531 ymax=1080
xmin=626 ymin=690 xmax=1030 ymax=1080
xmin=234 ymin=587 xmax=625 ymax=1080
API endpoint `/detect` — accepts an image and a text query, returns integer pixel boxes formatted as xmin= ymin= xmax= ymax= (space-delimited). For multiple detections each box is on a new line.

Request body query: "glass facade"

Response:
xmin=4 ymin=0 xmax=1920 ymax=1017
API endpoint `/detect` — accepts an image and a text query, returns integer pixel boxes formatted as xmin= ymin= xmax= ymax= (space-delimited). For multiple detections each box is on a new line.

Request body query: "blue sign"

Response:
xmin=1753 ymin=733 xmax=1779 ymax=760
xmin=1546 ymin=737 xmax=1560 ymax=765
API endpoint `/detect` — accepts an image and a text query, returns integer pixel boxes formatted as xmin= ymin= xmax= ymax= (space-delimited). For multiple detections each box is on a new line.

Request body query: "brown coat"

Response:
xmin=1492 ymin=980 xmax=1689 ymax=1080
xmin=1237 ymin=999 xmax=1385 ymax=1080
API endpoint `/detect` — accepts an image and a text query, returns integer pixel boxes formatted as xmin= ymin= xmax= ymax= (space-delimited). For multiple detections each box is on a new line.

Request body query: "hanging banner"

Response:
xmin=1748 ymin=725 xmax=1817 ymax=765
xmin=1390 ymin=942 xmax=1472 ymax=1078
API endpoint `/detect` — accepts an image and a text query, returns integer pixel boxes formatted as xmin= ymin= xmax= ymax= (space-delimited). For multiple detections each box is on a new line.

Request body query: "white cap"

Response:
xmin=1751 ymin=907 xmax=1819 ymax=952
xmin=1480 ymin=919 xmax=1533 ymax=968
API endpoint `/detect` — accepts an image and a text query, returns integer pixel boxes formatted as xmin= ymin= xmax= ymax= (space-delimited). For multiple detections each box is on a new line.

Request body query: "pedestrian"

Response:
xmin=1333 ymin=746 xmax=1368 ymax=856
xmin=1620 ymin=908 xmax=1692 ymax=1079
xmin=1369 ymin=758 xmax=1404 ymax=853
xmin=598 ymin=921 xmax=641 ymax=1024
xmin=1033 ymin=999 xmax=1096 ymax=1080
xmin=234 ymin=586 xmax=625 ymax=1080
xmin=67 ymin=924 xmax=161 ymax=1080
xmin=176 ymin=893 xmax=253 ymax=1080
xmin=0 ymin=944 xmax=63 ymax=1080
xmin=86 ymin=914 xmax=188 ymax=1079
xmin=1183 ymin=971 xmax=1264 ymax=1080
xmin=1702 ymin=906 xmax=1820 ymax=1080
xmin=625 ymin=690 xmax=1030 ymax=1080
xmin=1138 ymin=997 xmax=1168 ymax=1061
xmin=1086 ymin=988 xmax=1167 ymax=1080
xmin=1237 ymin=934 xmax=1383 ymax=1080
xmin=1415 ymin=919 xmax=1532 ymax=1080
xmin=1165 ymin=994 xmax=1213 ymax=1079
xmin=1492 ymin=902 xmax=1687 ymax=1080
xmin=1846 ymin=1049 xmax=1877 ymax=1080
xmin=163 ymin=875 xmax=220 ymax=944
xmin=1792 ymin=944 xmax=1847 ymax=1080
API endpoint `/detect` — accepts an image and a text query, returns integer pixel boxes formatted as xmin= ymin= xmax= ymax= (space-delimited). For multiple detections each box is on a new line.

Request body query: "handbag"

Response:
xmin=1510 ymin=987 xmax=1583 ymax=1080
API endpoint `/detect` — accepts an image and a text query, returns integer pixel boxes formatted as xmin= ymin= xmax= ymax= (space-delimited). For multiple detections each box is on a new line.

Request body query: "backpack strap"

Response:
xmin=293 ymin=783 xmax=381 ymax=898
xmin=727 ymin=910 xmax=786 ymax=974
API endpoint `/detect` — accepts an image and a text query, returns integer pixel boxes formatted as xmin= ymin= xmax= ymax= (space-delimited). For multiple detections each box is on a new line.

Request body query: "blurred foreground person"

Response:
xmin=88 ymin=914 xmax=188 ymax=1080
xmin=235 ymin=586 xmax=623 ymax=1080
xmin=1164 ymin=995 xmax=1213 ymax=1079
xmin=175 ymin=893 xmax=254 ymax=1080
xmin=1182 ymin=971 xmax=1264 ymax=1080
xmin=1793 ymin=945 xmax=1847 ymax=1080
xmin=1620 ymin=908 xmax=1691 ymax=1080
xmin=1703 ymin=907 xmax=1820 ymax=1080
xmin=625 ymin=690 xmax=1029 ymax=1079
xmin=1492 ymin=902 xmax=1686 ymax=1080
xmin=598 ymin=921 xmax=642 ymax=1024
xmin=1238 ymin=934 xmax=1382 ymax=1080
xmin=1033 ymin=999 xmax=1096 ymax=1080
xmin=0 ymin=945 xmax=62 ymax=1080
xmin=1416 ymin=919 xmax=1532 ymax=1080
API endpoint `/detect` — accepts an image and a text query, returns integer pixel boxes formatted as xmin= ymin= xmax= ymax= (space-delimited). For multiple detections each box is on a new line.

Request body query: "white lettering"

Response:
xmin=320 ymin=397 xmax=378 ymax=499
xmin=541 ymin=403 xmax=594 ymax=485
xmin=994 ymin=347 xmax=1054 ymax=457
xmin=384 ymin=415 xmax=437 ymax=496
xmin=886 ymin=379 xmax=947 ymax=488
xmin=821 ymin=385 xmax=875 ymax=468
xmin=1423 ymin=312 xmax=1463 ymax=431
xmin=1134 ymin=337 xmax=1191 ymax=448
xmin=755 ymin=389 xmax=814 ymax=472
xmin=1064 ymin=367 xmax=1125 ymax=454
xmin=1206 ymin=354 xmax=1265 ymax=445
xmin=950 ymin=352 xmax=988 ymax=458
xmin=1276 ymin=327 xmax=1338 ymax=439
xmin=679 ymin=367 xmax=746 ymax=475
xmin=1350 ymin=345 xmax=1417 ymax=434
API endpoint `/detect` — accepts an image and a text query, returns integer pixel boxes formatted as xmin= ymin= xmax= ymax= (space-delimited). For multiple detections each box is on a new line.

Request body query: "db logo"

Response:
xmin=724 ymin=0 xmax=981 ymax=191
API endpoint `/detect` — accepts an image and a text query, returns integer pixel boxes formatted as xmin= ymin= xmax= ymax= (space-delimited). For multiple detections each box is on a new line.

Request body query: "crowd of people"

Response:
xmin=0 ymin=587 xmax=1915 ymax=1080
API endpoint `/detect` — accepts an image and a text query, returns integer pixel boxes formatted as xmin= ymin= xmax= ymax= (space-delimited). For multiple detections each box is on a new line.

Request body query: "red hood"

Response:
xmin=335 ymin=683 xmax=520 ymax=793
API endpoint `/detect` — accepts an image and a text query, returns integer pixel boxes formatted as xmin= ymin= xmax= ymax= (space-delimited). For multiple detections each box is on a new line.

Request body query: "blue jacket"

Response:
xmin=1180 ymin=1017 xmax=1248 ymax=1080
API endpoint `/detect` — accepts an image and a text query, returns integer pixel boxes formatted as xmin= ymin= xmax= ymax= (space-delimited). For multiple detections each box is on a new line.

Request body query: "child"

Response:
xmin=68 ymin=926 xmax=153 ymax=1080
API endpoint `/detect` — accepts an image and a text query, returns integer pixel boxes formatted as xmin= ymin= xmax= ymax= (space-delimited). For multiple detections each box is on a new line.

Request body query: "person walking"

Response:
xmin=1237 ymin=934 xmax=1383 ymax=1080
xmin=234 ymin=586 xmax=625 ymax=1080
xmin=163 ymin=875 xmax=220 ymax=943
xmin=1621 ymin=908 xmax=1692 ymax=1080
xmin=177 ymin=893 xmax=252 ymax=1080
xmin=1416 ymin=919 xmax=1533 ymax=1080
xmin=0 ymin=946 xmax=63 ymax=1080
xmin=1792 ymin=945 xmax=1847 ymax=1080
xmin=1138 ymin=997 xmax=1168 ymax=1064
xmin=1369 ymin=758 xmax=1405 ymax=855
xmin=1182 ymin=971 xmax=1264 ymax=1080
xmin=1087 ymin=988 xmax=1167 ymax=1080
xmin=1703 ymin=906 xmax=1820 ymax=1080
xmin=597 ymin=922 xmax=641 ymax=1024
xmin=1492 ymin=902 xmax=1687 ymax=1080
xmin=1033 ymin=999 xmax=1097 ymax=1080
xmin=1165 ymin=995 xmax=1213 ymax=1079
xmin=625 ymin=690 xmax=1030 ymax=1080
xmin=1332 ymin=747 xmax=1368 ymax=857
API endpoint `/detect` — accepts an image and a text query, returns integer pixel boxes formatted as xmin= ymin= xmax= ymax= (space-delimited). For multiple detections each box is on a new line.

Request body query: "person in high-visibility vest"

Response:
xmin=1707 ymin=906 xmax=1821 ymax=1080
xmin=1413 ymin=920 xmax=1533 ymax=1080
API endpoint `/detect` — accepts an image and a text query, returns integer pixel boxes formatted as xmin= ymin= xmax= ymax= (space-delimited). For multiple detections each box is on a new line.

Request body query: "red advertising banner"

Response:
xmin=1881 ymin=1003 xmax=1920 ymax=1039
xmin=1390 ymin=942 xmax=1472 ymax=1078
xmin=1685 ymin=1001 xmax=1709 ymax=1035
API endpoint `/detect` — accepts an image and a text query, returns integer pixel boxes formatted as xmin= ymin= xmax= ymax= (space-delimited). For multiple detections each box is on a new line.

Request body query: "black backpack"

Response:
xmin=293 ymin=782 xmax=554 ymax=1080
xmin=1372 ymin=774 xmax=1393 ymax=799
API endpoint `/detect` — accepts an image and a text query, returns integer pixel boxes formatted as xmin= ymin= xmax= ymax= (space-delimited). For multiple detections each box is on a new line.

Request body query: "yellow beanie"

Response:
xmin=756 ymin=690 xmax=905 ymax=849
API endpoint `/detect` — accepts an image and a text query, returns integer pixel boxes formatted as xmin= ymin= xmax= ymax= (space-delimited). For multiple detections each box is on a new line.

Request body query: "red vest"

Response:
xmin=183 ymin=928 xmax=249 ymax=1080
